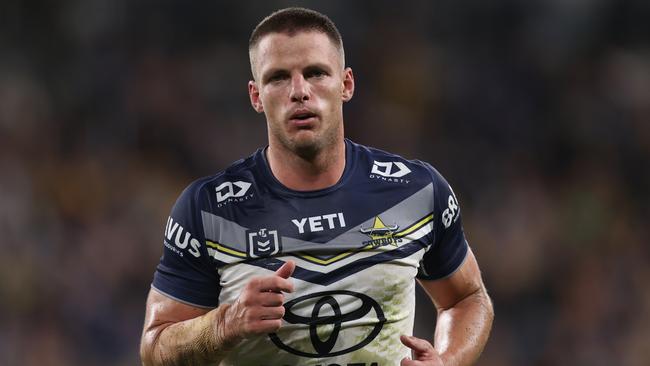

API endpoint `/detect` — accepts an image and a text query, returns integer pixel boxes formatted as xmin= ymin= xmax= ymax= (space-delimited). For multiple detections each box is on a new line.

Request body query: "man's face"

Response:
xmin=248 ymin=31 xmax=354 ymax=157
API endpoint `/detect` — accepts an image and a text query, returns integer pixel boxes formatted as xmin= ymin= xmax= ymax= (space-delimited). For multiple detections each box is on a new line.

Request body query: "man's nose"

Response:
xmin=289 ymin=75 xmax=309 ymax=102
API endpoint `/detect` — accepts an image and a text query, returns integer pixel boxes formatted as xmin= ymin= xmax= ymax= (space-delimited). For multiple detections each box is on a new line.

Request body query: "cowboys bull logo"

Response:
xmin=269 ymin=291 xmax=386 ymax=357
xmin=247 ymin=228 xmax=281 ymax=258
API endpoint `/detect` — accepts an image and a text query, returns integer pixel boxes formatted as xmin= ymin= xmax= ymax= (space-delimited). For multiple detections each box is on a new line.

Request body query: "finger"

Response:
xmin=400 ymin=357 xmax=422 ymax=366
xmin=400 ymin=335 xmax=434 ymax=354
xmin=260 ymin=306 xmax=285 ymax=320
xmin=259 ymin=292 xmax=285 ymax=307
xmin=251 ymin=319 xmax=283 ymax=334
xmin=275 ymin=260 xmax=296 ymax=279
xmin=256 ymin=276 xmax=294 ymax=293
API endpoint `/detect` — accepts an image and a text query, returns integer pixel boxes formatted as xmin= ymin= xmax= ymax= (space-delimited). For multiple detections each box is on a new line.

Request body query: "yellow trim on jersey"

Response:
xmin=206 ymin=240 xmax=247 ymax=258
xmin=206 ymin=213 xmax=434 ymax=264
xmin=297 ymin=213 xmax=434 ymax=266
xmin=395 ymin=213 xmax=434 ymax=238
xmin=297 ymin=243 xmax=375 ymax=265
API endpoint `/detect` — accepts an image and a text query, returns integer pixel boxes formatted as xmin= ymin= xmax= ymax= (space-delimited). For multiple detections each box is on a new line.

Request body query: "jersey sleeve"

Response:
xmin=151 ymin=181 xmax=221 ymax=308
xmin=417 ymin=166 xmax=469 ymax=280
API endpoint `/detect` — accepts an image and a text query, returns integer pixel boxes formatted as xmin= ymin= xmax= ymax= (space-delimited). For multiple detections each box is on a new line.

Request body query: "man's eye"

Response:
xmin=268 ymin=74 xmax=288 ymax=83
xmin=306 ymin=70 xmax=326 ymax=78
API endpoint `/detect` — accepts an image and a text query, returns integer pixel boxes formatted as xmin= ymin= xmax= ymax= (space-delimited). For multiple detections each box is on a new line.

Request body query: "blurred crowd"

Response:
xmin=1 ymin=1 xmax=648 ymax=365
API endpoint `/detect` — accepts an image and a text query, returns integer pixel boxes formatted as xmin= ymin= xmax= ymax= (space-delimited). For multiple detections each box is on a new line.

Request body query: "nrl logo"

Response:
xmin=247 ymin=228 xmax=281 ymax=258
xmin=360 ymin=216 xmax=402 ymax=248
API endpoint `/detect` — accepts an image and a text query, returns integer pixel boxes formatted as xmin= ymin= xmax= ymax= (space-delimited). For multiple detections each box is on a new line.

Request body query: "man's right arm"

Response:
xmin=140 ymin=261 xmax=296 ymax=366
xmin=140 ymin=289 xmax=234 ymax=366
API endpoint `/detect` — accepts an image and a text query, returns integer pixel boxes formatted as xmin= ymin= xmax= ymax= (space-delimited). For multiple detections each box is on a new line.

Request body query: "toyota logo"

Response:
xmin=269 ymin=290 xmax=386 ymax=357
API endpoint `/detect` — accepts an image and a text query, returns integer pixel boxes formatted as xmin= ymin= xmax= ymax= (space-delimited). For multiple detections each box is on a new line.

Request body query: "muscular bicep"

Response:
xmin=417 ymin=247 xmax=485 ymax=311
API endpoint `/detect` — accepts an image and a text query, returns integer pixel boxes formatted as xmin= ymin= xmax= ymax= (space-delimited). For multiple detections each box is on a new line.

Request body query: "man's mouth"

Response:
xmin=289 ymin=110 xmax=318 ymax=125
xmin=290 ymin=111 xmax=317 ymax=120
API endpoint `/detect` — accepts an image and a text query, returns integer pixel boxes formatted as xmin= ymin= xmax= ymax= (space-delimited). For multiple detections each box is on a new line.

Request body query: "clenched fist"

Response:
xmin=224 ymin=261 xmax=296 ymax=340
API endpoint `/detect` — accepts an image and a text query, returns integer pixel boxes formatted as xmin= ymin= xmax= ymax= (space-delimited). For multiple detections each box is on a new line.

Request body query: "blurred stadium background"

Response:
xmin=1 ymin=0 xmax=649 ymax=365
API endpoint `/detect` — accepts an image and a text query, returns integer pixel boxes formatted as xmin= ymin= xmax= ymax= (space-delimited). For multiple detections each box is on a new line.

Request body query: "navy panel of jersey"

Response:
xmin=151 ymin=139 xmax=469 ymax=366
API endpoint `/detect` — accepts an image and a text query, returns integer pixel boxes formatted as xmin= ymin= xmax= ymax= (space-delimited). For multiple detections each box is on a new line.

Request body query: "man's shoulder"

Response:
xmin=180 ymin=149 xmax=262 ymax=199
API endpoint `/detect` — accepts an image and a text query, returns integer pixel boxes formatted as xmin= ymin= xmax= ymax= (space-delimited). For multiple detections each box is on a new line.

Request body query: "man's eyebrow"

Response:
xmin=261 ymin=63 xmax=336 ymax=82
xmin=303 ymin=63 xmax=333 ymax=73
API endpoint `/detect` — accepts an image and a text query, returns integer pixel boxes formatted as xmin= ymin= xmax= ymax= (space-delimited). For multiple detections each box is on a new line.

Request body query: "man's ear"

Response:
xmin=342 ymin=67 xmax=355 ymax=102
xmin=248 ymin=81 xmax=264 ymax=113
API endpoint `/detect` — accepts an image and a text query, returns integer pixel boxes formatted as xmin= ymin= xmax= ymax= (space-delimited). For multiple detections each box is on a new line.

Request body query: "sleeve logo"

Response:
xmin=164 ymin=216 xmax=201 ymax=257
xmin=441 ymin=186 xmax=460 ymax=229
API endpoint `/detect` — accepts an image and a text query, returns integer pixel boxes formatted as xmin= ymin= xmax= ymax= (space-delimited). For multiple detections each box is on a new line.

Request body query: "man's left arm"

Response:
xmin=401 ymin=247 xmax=494 ymax=366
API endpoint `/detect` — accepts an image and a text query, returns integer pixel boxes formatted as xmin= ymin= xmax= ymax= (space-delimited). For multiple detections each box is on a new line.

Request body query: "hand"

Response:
xmin=224 ymin=261 xmax=295 ymax=340
xmin=400 ymin=335 xmax=445 ymax=366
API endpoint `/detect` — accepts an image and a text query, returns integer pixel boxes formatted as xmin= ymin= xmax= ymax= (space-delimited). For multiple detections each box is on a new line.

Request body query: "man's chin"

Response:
xmin=274 ymin=125 xmax=340 ymax=160
xmin=292 ymin=129 xmax=317 ymax=141
xmin=287 ymin=131 xmax=324 ymax=159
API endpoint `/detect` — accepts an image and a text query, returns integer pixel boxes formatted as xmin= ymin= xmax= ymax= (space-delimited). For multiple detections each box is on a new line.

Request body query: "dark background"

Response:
xmin=1 ymin=1 xmax=649 ymax=365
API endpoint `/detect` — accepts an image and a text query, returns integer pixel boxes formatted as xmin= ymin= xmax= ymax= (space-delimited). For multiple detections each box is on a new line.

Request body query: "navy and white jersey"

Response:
xmin=152 ymin=139 xmax=469 ymax=366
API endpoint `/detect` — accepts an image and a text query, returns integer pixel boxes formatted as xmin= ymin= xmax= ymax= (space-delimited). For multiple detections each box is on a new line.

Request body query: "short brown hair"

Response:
xmin=249 ymin=7 xmax=343 ymax=52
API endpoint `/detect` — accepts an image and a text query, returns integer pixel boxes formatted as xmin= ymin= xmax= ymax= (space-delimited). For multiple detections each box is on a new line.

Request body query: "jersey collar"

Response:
xmin=255 ymin=139 xmax=357 ymax=198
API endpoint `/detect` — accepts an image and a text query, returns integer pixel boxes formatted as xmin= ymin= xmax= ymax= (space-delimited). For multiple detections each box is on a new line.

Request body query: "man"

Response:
xmin=140 ymin=7 xmax=493 ymax=366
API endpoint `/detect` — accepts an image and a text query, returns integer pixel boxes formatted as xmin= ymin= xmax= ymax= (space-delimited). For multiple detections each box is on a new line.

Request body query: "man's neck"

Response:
xmin=266 ymin=140 xmax=346 ymax=191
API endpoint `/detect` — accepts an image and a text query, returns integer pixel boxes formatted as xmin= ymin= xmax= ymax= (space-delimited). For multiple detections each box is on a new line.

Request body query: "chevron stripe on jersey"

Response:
xmin=201 ymin=183 xmax=434 ymax=275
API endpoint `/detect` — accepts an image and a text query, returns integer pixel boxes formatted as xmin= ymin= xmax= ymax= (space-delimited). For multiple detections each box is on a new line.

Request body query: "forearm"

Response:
xmin=434 ymin=287 xmax=494 ymax=366
xmin=141 ymin=304 xmax=241 ymax=366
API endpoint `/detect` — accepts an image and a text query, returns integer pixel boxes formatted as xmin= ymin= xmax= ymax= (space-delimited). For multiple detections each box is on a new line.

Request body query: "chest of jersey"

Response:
xmin=206 ymin=184 xmax=434 ymax=365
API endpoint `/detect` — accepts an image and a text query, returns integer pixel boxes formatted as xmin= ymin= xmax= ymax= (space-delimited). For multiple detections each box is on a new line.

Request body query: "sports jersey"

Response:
xmin=151 ymin=139 xmax=469 ymax=366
